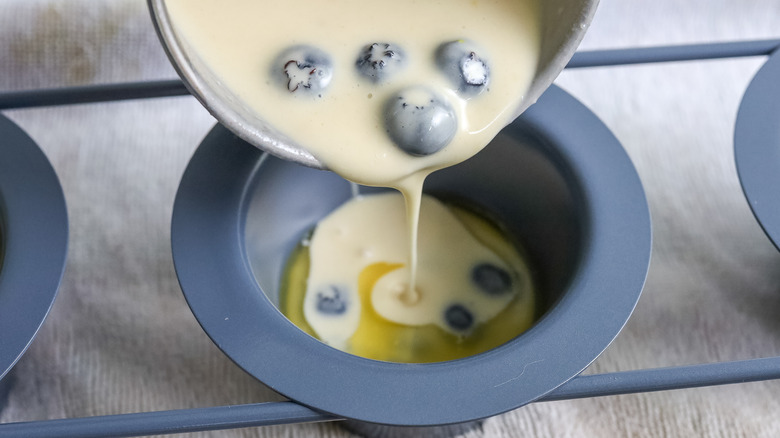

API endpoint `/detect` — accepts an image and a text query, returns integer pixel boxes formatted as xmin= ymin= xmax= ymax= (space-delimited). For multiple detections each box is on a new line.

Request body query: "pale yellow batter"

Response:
xmin=281 ymin=193 xmax=536 ymax=363
xmin=163 ymin=0 xmax=540 ymax=187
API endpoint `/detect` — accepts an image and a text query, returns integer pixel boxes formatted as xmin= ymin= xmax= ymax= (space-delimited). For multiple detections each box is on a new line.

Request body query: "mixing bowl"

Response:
xmin=148 ymin=0 xmax=600 ymax=169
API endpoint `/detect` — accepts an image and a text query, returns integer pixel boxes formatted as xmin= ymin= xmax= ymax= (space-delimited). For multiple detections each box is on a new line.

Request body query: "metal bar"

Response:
xmin=2 ymin=356 xmax=779 ymax=438
xmin=567 ymin=39 xmax=780 ymax=68
xmin=541 ymin=355 xmax=780 ymax=401
xmin=0 ymin=80 xmax=188 ymax=110
xmin=1 ymin=40 xmax=779 ymax=110
xmin=0 ymin=402 xmax=336 ymax=438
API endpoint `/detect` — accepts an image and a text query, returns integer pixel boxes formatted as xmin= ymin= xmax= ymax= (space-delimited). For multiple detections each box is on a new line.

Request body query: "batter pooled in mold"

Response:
xmin=280 ymin=193 xmax=536 ymax=363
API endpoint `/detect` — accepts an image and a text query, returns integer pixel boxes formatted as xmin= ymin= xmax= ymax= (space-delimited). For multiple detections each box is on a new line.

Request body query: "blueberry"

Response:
xmin=273 ymin=45 xmax=333 ymax=96
xmin=315 ymin=285 xmax=349 ymax=315
xmin=435 ymin=40 xmax=490 ymax=96
xmin=384 ymin=86 xmax=457 ymax=156
xmin=445 ymin=304 xmax=474 ymax=332
xmin=356 ymin=42 xmax=406 ymax=82
xmin=471 ymin=263 xmax=513 ymax=295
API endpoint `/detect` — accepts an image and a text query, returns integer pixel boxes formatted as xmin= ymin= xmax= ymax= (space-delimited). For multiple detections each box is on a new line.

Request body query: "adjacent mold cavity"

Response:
xmin=734 ymin=48 xmax=780 ymax=251
xmin=0 ymin=114 xmax=68 ymax=382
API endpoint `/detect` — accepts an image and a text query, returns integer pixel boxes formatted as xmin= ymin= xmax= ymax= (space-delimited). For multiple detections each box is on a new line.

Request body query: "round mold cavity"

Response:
xmin=734 ymin=47 xmax=780 ymax=251
xmin=171 ymin=85 xmax=651 ymax=426
xmin=0 ymin=114 xmax=68 ymax=382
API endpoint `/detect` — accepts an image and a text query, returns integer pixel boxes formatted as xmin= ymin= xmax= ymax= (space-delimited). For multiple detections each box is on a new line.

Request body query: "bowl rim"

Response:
xmin=170 ymin=85 xmax=651 ymax=426
xmin=734 ymin=47 xmax=780 ymax=251
xmin=0 ymin=113 xmax=68 ymax=382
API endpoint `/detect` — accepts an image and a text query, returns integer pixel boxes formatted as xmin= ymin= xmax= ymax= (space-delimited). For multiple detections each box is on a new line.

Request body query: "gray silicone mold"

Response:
xmin=0 ymin=113 xmax=68 ymax=382
xmin=170 ymin=85 xmax=651 ymax=426
xmin=734 ymin=48 xmax=780 ymax=251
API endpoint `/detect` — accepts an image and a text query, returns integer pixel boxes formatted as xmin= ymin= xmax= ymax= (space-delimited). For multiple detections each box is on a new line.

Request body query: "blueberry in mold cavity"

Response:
xmin=315 ymin=285 xmax=349 ymax=315
xmin=445 ymin=304 xmax=474 ymax=332
xmin=436 ymin=39 xmax=490 ymax=96
xmin=274 ymin=45 xmax=333 ymax=96
xmin=384 ymin=86 xmax=457 ymax=156
xmin=356 ymin=42 xmax=406 ymax=82
xmin=472 ymin=263 xmax=513 ymax=295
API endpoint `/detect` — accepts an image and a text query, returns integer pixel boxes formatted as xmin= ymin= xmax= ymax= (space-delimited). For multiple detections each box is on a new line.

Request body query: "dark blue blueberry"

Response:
xmin=445 ymin=304 xmax=474 ymax=331
xmin=356 ymin=42 xmax=406 ymax=82
xmin=315 ymin=285 xmax=349 ymax=315
xmin=471 ymin=263 xmax=513 ymax=295
xmin=384 ymin=86 xmax=457 ymax=156
xmin=435 ymin=40 xmax=490 ymax=96
xmin=273 ymin=45 xmax=333 ymax=96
